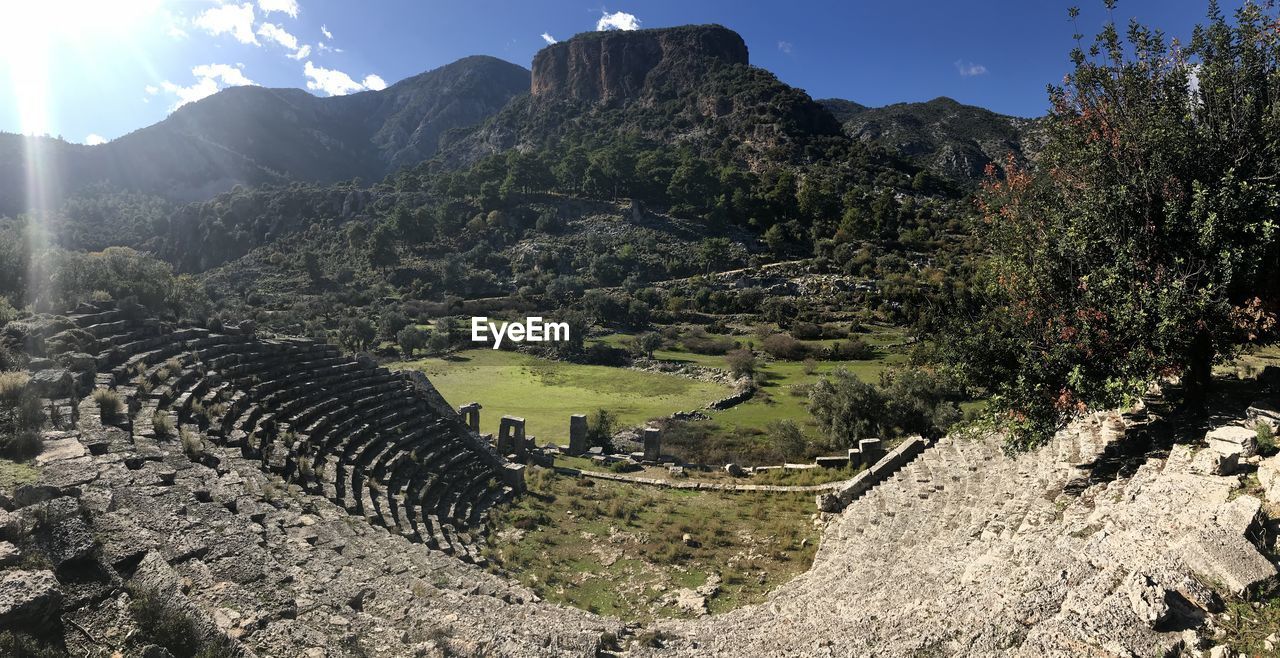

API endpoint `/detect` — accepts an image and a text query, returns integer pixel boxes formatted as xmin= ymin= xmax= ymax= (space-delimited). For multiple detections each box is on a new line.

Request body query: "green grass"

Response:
xmin=595 ymin=324 xmax=909 ymax=437
xmin=486 ymin=466 xmax=820 ymax=622
xmin=389 ymin=349 xmax=731 ymax=444
xmin=0 ymin=459 xmax=39 ymax=491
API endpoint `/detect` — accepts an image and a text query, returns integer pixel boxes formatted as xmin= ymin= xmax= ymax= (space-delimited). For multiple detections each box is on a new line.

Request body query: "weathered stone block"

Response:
xmin=1259 ymin=456 xmax=1280 ymax=503
xmin=858 ymin=438 xmax=883 ymax=463
xmin=568 ymin=414 xmax=588 ymax=455
xmin=1206 ymin=425 xmax=1258 ymax=458
xmin=642 ymin=427 xmax=661 ymax=462
xmin=1190 ymin=448 xmax=1238 ymax=476
xmin=28 ymin=368 xmax=74 ymax=398
xmin=1177 ymin=529 xmax=1276 ymax=596
xmin=0 ymin=570 xmax=62 ymax=632
xmin=1247 ymin=399 xmax=1280 ymax=434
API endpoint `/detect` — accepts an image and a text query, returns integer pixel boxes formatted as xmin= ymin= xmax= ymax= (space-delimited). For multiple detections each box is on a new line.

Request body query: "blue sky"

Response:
xmin=0 ymin=1 xmax=1244 ymax=145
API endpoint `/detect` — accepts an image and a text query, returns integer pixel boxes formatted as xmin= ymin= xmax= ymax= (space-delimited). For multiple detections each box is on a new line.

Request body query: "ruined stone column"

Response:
xmin=847 ymin=448 xmax=862 ymax=469
xmin=568 ymin=414 xmax=588 ymax=455
xmin=499 ymin=416 xmax=526 ymax=457
xmin=503 ymin=463 xmax=527 ymax=495
xmin=458 ymin=402 xmax=482 ymax=432
xmin=858 ymin=438 xmax=883 ymax=464
xmin=643 ymin=426 xmax=661 ymax=462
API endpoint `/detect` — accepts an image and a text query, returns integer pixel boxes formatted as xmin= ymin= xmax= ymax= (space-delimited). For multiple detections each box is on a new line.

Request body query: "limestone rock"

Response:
xmin=1124 ymin=571 xmax=1170 ymax=627
xmin=0 ymin=541 xmax=19 ymax=567
xmin=28 ymin=368 xmax=74 ymax=398
xmin=1260 ymin=457 xmax=1280 ymax=505
xmin=1248 ymin=399 xmax=1280 ymax=434
xmin=1177 ymin=529 xmax=1276 ymax=596
xmin=0 ymin=570 xmax=62 ymax=632
xmin=1206 ymin=425 xmax=1258 ymax=458
xmin=1214 ymin=495 xmax=1261 ymax=535
xmin=1190 ymin=448 xmax=1238 ymax=476
xmin=531 ymin=25 xmax=748 ymax=104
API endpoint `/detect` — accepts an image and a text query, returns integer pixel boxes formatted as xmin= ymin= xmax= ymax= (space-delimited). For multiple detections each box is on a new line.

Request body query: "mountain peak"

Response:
xmin=531 ymin=24 xmax=748 ymax=103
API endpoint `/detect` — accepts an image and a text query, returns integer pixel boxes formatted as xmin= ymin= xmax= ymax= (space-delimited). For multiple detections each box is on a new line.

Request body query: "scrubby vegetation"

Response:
xmin=0 ymin=371 xmax=43 ymax=459
xmin=486 ymin=467 xmax=820 ymax=621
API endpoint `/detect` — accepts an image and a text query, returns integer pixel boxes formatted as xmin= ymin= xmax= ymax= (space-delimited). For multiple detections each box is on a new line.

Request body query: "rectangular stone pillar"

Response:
xmin=847 ymin=448 xmax=862 ymax=469
xmin=568 ymin=414 xmax=588 ymax=455
xmin=499 ymin=416 xmax=526 ymax=457
xmin=858 ymin=438 xmax=883 ymax=464
xmin=458 ymin=402 xmax=481 ymax=432
xmin=503 ymin=463 xmax=526 ymax=495
xmin=643 ymin=426 xmax=661 ymax=462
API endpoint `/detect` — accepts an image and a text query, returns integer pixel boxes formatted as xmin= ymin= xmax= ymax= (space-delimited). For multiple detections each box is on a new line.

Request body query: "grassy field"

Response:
xmin=595 ymin=324 xmax=909 ymax=435
xmin=485 ymin=466 xmax=821 ymax=622
xmin=389 ymin=349 xmax=731 ymax=445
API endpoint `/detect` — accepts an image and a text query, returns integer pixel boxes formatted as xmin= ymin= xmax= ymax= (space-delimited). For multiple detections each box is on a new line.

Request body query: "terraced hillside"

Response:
xmin=61 ymin=301 xmax=521 ymax=563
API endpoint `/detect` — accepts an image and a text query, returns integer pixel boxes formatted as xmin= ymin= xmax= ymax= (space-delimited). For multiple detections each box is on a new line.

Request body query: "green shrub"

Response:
xmin=762 ymin=334 xmax=807 ymax=361
xmin=1258 ymin=422 xmax=1276 ymax=455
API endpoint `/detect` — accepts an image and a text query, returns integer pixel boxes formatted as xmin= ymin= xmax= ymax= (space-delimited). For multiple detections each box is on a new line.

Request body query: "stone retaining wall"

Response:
xmin=552 ymin=466 xmax=846 ymax=493
xmin=816 ymin=435 xmax=929 ymax=512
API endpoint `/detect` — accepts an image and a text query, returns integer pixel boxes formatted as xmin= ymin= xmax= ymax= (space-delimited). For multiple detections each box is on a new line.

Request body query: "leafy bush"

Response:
xmin=762 ymin=334 xmax=807 ymax=361
xmin=680 ymin=328 xmax=736 ymax=355
xmin=586 ymin=409 xmax=616 ymax=452
xmin=809 ymin=366 xmax=962 ymax=447
xmin=768 ymin=420 xmax=810 ymax=460
xmin=791 ymin=322 xmax=822 ymax=340
xmin=829 ymin=338 xmax=875 ymax=361
xmin=725 ymin=349 xmax=756 ymax=379
xmin=1258 ymin=422 xmax=1276 ymax=455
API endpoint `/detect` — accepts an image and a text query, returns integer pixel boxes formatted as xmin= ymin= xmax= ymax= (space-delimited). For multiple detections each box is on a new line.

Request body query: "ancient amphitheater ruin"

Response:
xmin=6 ymin=301 xmax=1280 ymax=656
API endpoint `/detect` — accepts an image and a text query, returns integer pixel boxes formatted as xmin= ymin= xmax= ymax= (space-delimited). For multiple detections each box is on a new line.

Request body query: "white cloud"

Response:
xmin=256 ymin=22 xmax=310 ymax=59
xmin=321 ymin=24 xmax=333 ymax=40
xmin=541 ymin=32 xmax=557 ymax=45
xmin=954 ymin=60 xmax=987 ymax=77
xmin=596 ymin=11 xmax=639 ymax=31
xmin=161 ymin=63 xmax=256 ymax=110
xmin=195 ymin=2 xmax=257 ymax=45
xmin=84 ymin=134 xmax=107 ymax=146
xmin=144 ymin=84 xmax=159 ymax=95
xmin=777 ymin=41 xmax=793 ymax=54
xmin=303 ymin=61 xmax=383 ymax=96
xmin=257 ymin=22 xmax=298 ymax=49
xmin=258 ymin=0 xmax=298 ymax=18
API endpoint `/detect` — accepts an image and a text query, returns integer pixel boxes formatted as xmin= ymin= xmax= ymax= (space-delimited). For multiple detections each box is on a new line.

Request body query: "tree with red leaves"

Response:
xmin=946 ymin=1 xmax=1280 ymax=448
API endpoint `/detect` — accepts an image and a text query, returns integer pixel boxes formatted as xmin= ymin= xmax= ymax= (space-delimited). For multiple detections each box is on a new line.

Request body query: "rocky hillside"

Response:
xmin=441 ymin=24 xmax=845 ymax=171
xmin=0 ymin=56 xmax=529 ymax=214
xmin=822 ymin=96 xmax=1041 ymax=185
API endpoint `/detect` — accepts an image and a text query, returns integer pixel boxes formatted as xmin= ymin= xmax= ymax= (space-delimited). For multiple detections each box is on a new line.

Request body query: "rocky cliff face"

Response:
xmin=531 ymin=24 xmax=748 ymax=103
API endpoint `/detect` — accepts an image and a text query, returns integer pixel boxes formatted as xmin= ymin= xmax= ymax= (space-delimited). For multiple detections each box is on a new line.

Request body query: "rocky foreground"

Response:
xmin=5 ymin=351 xmax=1280 ymax=656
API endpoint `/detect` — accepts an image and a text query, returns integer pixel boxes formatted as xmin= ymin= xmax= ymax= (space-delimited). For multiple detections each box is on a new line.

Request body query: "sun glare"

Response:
xmin=0 ymin=0 xmax=163 ymax=136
